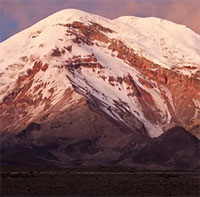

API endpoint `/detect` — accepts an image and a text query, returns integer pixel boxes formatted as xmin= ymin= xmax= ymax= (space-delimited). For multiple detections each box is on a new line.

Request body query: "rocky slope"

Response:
xmin=0 ymin=9 xmax=200 ymax=167
xmin=131 ymin=127 xmax=200 ymax=170
xmin=1 ymin=102 xmax=150 ymax=167
xmin=1 ymin=125 xmax=199 ymax=169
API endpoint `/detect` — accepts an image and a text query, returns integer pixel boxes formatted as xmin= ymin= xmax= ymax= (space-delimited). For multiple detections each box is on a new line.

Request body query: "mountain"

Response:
xmin=1 ymin=126 xmax=199 ymax=169
xmin=131 ymin=127 xmax=200 ymax=170
xmin=0 ymin=9 xmax=200 ymax=168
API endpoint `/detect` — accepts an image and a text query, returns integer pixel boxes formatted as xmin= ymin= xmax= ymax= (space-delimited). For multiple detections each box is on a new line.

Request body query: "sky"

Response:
xmin=0 ymin=0 xmax=200 ymax=41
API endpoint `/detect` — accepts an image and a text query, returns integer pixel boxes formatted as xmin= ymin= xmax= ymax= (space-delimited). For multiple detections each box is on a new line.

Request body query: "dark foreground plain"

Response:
xmin=0 ymin=167 xmax=199 ymax=196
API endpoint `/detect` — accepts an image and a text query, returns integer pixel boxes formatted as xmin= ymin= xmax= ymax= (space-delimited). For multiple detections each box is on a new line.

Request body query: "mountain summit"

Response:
xmin=1 ymin=9 xmax=199 ymax=139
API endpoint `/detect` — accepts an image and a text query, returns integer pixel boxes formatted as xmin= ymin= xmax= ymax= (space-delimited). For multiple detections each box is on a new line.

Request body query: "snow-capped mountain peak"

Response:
xmin=113 ymin=16 xmax=200 ymax=70
xmin=0 ymin=9 xmax=200 ymax=139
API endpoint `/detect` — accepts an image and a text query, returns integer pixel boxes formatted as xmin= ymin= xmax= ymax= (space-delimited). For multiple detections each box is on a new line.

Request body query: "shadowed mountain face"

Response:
xmin=1 ymin=102 xmax=150 ymax=167
xmin=132 ymin=127 xmax=200 ymax=169
xmin=1 ymin=125 xmax=199 ymax=170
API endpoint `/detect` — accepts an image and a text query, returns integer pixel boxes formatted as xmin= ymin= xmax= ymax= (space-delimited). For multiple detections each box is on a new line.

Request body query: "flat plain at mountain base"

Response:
xmin=1 ymin=170 xmax=199 ymax=196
